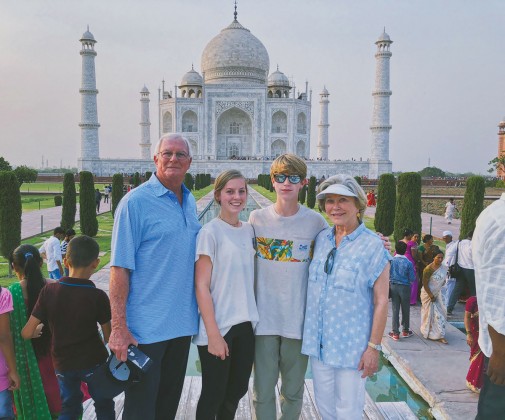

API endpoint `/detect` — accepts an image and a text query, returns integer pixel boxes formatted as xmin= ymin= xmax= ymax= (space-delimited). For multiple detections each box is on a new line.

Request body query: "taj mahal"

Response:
xmin=78 ymin=7 xmax=393 ymax=179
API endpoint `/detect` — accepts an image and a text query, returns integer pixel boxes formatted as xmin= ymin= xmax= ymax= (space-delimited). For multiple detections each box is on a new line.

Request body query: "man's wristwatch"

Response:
xmin=368 ymin=341 xmax=382 ymax=351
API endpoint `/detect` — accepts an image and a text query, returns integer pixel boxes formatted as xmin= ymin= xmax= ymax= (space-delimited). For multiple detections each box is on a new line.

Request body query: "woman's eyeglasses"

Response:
xmin=324 ymin=247 xmax=337 ymax=274
xmin=273 ymin=174 xmax=302 ymax=184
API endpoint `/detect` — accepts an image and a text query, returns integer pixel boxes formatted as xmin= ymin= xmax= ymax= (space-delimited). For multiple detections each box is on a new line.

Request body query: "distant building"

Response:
xmin=497 ymin=117 xmax=505 ymax=179
xmin=78 ymin=8 xmax=394 ymax=179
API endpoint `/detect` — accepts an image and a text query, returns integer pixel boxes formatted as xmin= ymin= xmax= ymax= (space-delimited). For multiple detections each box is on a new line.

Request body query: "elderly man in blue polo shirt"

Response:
xmin=109 ymin=133 xmax=200 ymax=419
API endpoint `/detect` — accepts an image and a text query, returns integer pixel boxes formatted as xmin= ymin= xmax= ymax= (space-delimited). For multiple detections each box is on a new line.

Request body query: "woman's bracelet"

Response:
xmin=466 ymin=331 xmax=471 ymax=335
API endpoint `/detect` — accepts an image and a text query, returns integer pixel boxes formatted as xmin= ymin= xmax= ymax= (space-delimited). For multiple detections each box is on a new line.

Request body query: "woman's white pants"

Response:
xmin=311 ymin=357 xmax=366 ymax=420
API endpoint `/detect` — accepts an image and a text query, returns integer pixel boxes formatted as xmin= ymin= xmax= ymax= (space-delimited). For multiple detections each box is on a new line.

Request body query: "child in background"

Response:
xmin=388 ymin=241 xmax=416 ymax=341
xmin=22 ymin=235 xmax=114 ymax=420
xmin=0 ymin=287 xmax=20 ymax=420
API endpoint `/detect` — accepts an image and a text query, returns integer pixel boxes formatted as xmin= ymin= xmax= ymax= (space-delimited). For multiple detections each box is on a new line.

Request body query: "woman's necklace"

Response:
xmin=218 ymin=214 xmax=241 ymax=227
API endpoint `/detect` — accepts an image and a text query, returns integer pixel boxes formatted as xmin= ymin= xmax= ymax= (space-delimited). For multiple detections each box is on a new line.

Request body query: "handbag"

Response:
xmin=448 ymin=241 xmax=463 ymax=278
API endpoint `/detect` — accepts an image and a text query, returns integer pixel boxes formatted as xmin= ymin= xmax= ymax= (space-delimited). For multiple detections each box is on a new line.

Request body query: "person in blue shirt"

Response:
xmin=388 ymin=241 xmax=417 ymax=341
xmin=108 ymin=133 xmax=200 ymax=419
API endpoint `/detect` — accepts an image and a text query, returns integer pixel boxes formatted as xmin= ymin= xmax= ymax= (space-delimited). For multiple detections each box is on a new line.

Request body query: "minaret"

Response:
xmin=369 ymin=29 xmax=393 ymax=178
xmin=78 ymin=27 xmax=100 ymax=169
xmin=139 ymin=86 xmax=151 ymax=160
xmin=497 ymin=117 xmax=505 ymax=179
xmin=317 ymin=87 xmax=330 ymax=160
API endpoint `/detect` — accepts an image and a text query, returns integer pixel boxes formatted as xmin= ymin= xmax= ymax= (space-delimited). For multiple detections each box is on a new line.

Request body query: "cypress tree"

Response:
xmin=184 ymin=173 xmax=194 ymax=190
xmin=79 ymin=171 xmax=98 ymax=236
xmin=298 ymin=184 xmax=307 ymax=205
xmin=459 ymin=176 xmax=485 ymax=238
xmin=393 ymin=172 xmax=422 ymax=242
xmin=206 ymin=174 xmax=211 ymax=187
xmin=111 ymin=173 xmax=124 ymax=217
xmin=60 ymin=172 xmax=76 ymax=230
xmin=0 ymin=171 xmax=21 ymax=276
xmin=306 ymin=176 xmax=317 ymax=209
xmin=374 ymin=173 xmax=396 ymax=236
xmin=144 ymin=171 xmax=152 ymax=182
xmin=133 ymin=172 xmax=141 ymax=188
xmin=354 ymin=176 xmax=362 ymax=186
xmin=195 ymin=174 xmax=201 ymax=190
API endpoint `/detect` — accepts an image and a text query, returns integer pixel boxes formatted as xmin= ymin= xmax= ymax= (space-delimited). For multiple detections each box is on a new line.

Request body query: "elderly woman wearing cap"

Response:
xmin=302 ymin=174 xmax=391 ymax=419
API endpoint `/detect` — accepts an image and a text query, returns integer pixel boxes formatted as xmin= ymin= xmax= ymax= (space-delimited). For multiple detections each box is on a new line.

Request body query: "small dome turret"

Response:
xmin=80 ymin=26 xmax=96 ymax=43
xmin=268 ymin=67 xmax=290 ymax=87
xmin=180 ymin=66 xmax=203 ymax=87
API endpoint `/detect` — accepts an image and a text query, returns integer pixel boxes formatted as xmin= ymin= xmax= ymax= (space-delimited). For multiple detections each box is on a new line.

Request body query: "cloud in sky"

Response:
xmin=0 ymin=0 xmax=504 ymax=174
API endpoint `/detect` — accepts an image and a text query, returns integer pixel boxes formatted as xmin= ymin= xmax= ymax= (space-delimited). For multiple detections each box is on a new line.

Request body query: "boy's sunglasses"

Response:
xmin=273 ymin=174 xmax=302 ymax=184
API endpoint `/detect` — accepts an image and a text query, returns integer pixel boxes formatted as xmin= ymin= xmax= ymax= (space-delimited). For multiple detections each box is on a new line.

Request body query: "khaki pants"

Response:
xmin=253 ymin=335 xmax=307 ymax=419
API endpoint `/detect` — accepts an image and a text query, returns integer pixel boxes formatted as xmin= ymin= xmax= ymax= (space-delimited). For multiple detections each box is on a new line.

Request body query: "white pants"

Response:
xmin=310 ymin=357 xmax=366 ymax=420
xmin=444 ymin=277 xmax=456 ymax=307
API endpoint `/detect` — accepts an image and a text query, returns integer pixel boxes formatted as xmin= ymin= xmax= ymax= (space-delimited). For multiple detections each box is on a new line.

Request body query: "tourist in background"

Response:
xmin=473 ymin=192 xmax=505 ymax=418
xmin=94 ymin=188 xmax=102 ymax=213
xmin=399 ymin=229 xmax=418 ymax=305
xmin=9 ymin=245 xmax=60 ymax=418
xmin=444 ymin=198 xmax=458 ymax=224
xmin=388 ymin=241 xmax=416 ymax=341
xmin=447 ymin=231 xmax=475 ymax=314
xmin=417 ymin=234 xmax=440 ymax=300
xmin=60 ymin=229 xmax=76 ymax=277
xmin=464 ymin=296 xmax=484 ymax=393
xmin=420 ymin=250 xmax=448 ymax=344
xmin=194 ymin=170 xmax=258 ymax=419
xmin=441 ymin=230 xmax=458 ymax=310
xmin=302 ymin=174 xmax=391 ymax=419
xmin=39 ymin=227 xmax=65 ymax=280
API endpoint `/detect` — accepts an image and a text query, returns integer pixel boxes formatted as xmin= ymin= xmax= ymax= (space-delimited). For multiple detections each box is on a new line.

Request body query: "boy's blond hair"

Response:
xmin=269 ymin=154 xmax=307 ymax=179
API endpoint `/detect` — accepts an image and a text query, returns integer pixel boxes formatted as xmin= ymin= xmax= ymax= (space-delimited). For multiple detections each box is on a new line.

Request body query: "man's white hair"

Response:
xmin=154 ymin=133 xmax=192 ymax=157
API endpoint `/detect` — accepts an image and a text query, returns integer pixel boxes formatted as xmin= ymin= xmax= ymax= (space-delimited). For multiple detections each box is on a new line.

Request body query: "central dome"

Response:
xmin=201 ymin=19 xmax=270 ymax=85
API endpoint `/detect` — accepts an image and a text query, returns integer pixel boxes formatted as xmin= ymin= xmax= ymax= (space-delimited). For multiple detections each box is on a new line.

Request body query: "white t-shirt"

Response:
xmin=249 ymin=205 xmax=328 ymax=339
xmin=40 ymin=236 xmax=62 ymax=272
xmin=192 ymin=218 xmax=259 ymax=346
xmin=457 ymin=239 xmax=473 ymax=269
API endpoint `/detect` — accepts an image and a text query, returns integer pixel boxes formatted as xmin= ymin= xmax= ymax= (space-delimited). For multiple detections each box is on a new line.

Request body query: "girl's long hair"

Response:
xmin=10 ymin=244 xmax=50 ymax=355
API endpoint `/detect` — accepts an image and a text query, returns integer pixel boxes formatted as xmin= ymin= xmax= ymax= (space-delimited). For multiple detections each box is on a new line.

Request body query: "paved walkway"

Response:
xmin=21 ymin=201 xmax=112 ymax=239
xmin=365 ymin=206 xmax=462 ymax=240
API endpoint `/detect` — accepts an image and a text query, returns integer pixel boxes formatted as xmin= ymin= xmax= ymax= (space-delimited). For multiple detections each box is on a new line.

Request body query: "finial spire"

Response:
xmin=87 ymin=24 xmax=89 ymax=31
xmin=234 ymin=0 xmax=238 ymax=21
xmin=277 ymin=64 xmax=279 ymax=71
xmin=191 ymin=63 xmax=194 ymax=70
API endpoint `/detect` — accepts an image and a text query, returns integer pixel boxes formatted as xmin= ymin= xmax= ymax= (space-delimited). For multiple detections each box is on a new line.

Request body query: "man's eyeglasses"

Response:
xmin=324 ymin=247 xmax=337 ymax=274
xmin=273 ymin=174 xmax=302 ymax=184
xmin=158 ymin=151 xmax=190 ymax=161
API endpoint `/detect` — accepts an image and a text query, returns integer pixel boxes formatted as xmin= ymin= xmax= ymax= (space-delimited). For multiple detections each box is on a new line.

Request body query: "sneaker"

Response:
xmin=402 ymin=330 xmax=414 ymax=338
xmin=388 ymin=331 xmax=400 ymax=341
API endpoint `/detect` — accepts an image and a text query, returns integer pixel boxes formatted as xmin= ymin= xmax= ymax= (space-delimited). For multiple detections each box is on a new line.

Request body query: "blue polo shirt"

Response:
xmin=110 ymin=174 xmax=200 ymax=344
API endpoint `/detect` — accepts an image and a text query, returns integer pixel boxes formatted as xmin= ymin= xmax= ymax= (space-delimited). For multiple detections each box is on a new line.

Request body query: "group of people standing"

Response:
xmin=108 ymin=133 xmax=391 ymax=419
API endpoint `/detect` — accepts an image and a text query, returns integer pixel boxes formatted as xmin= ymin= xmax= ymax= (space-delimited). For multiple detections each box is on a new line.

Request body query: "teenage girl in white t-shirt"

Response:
xmin=194 ymin=169 xmax=259 ymax=419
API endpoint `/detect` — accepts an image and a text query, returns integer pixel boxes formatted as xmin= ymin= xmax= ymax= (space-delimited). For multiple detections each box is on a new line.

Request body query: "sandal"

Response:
xmin=438 ymin=338 xmax=448 ymax=344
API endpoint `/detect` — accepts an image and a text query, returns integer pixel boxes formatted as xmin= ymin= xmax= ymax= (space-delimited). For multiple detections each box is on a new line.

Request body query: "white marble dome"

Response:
xmin=268 ymin=68 xmax=290 ymax=87
xmin=201 ymin=19 xmax=270 ymax=85
xmin=180 ymin=67 xmax=203 ymax=86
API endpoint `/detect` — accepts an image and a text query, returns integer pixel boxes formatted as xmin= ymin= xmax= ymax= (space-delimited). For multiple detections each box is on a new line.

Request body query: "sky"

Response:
xmin=0 ymin=0 xmax=504 ymax=174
